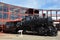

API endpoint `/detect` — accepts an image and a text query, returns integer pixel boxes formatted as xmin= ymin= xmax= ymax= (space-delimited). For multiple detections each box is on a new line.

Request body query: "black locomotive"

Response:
xmin=16 ymin=14 xmax=58 ymax=36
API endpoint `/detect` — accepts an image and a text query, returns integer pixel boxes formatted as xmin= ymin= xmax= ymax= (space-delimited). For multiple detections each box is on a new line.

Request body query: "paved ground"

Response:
xmin=0 ymin=31 xmax=60 ymax=40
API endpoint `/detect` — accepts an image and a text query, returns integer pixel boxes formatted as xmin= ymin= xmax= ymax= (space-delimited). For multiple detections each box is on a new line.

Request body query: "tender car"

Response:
xmin=3 ymin=21 xmax=21 ymax=33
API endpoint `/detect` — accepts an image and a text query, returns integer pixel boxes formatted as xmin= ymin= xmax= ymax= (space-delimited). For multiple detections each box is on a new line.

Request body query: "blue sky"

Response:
xmin=0 ymin=0 xmax=60 ymax=9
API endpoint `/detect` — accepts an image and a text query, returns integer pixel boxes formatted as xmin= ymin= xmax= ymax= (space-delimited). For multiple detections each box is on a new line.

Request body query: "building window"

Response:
xmin=14 ymin=8 xmax=20 ymax=13
xmin=10 ymin=14 xmax=19 ymax=20
xmin=10 ymin=7 xmax=14 ymax=12
xmin=19 ymin=16 xmax=25 ymax=19
xmin=3 ymin=13 xmax=8 ymax=19
xmin=0 ymin=12 xmax=2 ymax=18
xmin=10 ymin=7 xmax=20 ymax=14
xmin=13 ymin=8 xmax=20 ymax=14
xmin=0 ymin=5 xmax=2 ymax=11
xmin=20 ymin=8 xmax=26 ymax=14
xmin=3 ymin=6 xmax=8 ymax=12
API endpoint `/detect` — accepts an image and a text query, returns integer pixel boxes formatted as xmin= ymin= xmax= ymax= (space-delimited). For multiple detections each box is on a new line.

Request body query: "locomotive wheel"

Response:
xmin=49 ymin=31 xmax=57 ymax=36
xmin=52 ymin=32 xmax=57 ymax=36
xmin=37 ymin=27 xmax=44 ymax=35
xmin=52 ymin=29 xmax=57 ymax=36
xmin=50 ymin=28 xmax=57 ymax=36
xmin=22 ymin=30 xmax=26 ymax=34
xmin=22 ymin=27 xmax=26 ymax=34
xmin=48 ymin=26 xmax=57 ymax=36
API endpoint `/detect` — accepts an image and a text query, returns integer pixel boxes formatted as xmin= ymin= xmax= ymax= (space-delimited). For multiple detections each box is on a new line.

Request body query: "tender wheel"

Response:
xmin=3 ymin=30 xmax=8 ymax=33
xmin=0 ymin=27 xmax=2 ymax=32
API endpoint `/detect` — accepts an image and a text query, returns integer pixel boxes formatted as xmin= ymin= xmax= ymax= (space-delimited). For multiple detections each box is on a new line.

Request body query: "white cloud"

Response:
xmin=1 ymin=0 xmax=60 ymax=9
xmin=47 ymin=6 xmax=60 ymax=9
xmin=47 ymin=0 xmax=60 ymax=9
xmin=21 ymin=0 xmax=38 ymax=9
xmin=39 ymin=0 xmax=60 ymax=9
xmin=3 ymin=0 xmax=38 ymax=9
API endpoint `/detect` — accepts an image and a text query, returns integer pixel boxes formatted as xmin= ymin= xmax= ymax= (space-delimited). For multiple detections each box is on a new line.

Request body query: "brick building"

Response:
xmin=0 ymin=2 xmax=60 ymax=24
